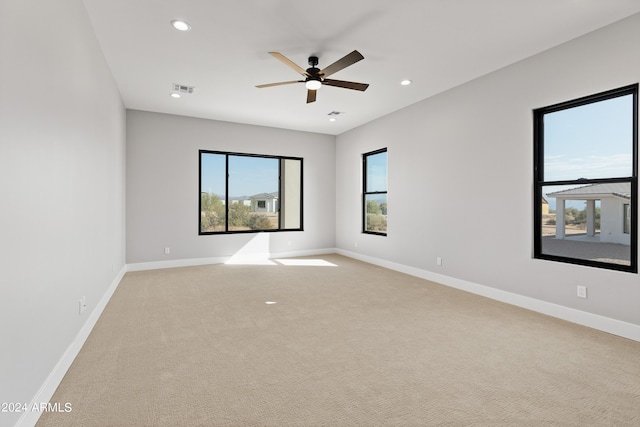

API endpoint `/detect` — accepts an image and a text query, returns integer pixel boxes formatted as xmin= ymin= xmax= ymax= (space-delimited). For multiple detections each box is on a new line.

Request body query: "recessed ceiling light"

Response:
xmin=401 ymin=79 xmax=412 ymax=86
xmin=329 ymin=118 xmax=337 ymax=122
xmin=171 ymin=20 xmax=191 ymax=31
xmin=170 ymin=93 xmax=181 ymax=98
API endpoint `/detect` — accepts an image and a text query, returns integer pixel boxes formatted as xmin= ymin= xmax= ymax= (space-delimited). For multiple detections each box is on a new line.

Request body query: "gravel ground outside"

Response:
xmin=541 ymin=235 xmax=630 ymax=265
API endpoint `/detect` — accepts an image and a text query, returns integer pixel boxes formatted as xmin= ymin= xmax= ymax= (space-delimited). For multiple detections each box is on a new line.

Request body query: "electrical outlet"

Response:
xmin=577 ymin=285 xmax=587 ymax=299
xmin=436 ymin=257 xmax=442 ymax=266
xmin=355 ymin=241 xmax=358 ymax=248
xmin=164 ymin=247 xmax=170 ymax=255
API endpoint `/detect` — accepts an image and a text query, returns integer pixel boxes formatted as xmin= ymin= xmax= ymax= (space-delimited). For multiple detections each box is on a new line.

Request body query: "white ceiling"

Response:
xmin=82 ymin=0 xmax=640 ymax=136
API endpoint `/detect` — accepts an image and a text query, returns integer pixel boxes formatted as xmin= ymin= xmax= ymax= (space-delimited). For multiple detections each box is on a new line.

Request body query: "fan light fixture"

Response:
xmin=171 ymin=20 xmax=191 ymax=31
xmin=256 ymin=50 xmax=368 ymax=103
xmin=305 ymin=79 xmax=322 ymax=90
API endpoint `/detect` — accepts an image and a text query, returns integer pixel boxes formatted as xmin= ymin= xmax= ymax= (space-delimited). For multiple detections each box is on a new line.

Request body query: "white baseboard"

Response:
xmin=126 ymin=248 xmax=336 ymax=271
xmin=126 ymin=256 xmax=230 ymax=272
xmin=17 ymin=266 xmax=127 ymax=427
xmin=262 ymin=247 xmax=336 ymax=260
xmin=336 ymin=249 xmax=640 ymax=342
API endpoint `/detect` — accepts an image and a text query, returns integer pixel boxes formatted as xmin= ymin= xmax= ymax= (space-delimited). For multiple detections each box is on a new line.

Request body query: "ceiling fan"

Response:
xmin=256 ymin=50 xmax=369 ymax=103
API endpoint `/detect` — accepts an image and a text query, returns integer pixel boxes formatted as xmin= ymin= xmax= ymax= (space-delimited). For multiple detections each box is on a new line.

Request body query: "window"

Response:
xmin=534 ymin=84 xmax=637 ymax=272
xmin=363 ymin=148 xmax=387 ymax=235
xmin=199 ymin=151 xmax=302 ymax=234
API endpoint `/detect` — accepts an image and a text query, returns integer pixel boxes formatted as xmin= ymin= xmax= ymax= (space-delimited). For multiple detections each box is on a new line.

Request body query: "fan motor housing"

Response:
xmin=306 ymin=67 xmax=321 ymax=77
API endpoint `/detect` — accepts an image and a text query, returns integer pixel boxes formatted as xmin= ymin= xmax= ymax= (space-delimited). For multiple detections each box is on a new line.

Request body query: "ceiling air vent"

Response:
xmin=327 ymin=111 xmax=344 ymax=122
xmin=172 ymin=83 xmax=194 ymax=94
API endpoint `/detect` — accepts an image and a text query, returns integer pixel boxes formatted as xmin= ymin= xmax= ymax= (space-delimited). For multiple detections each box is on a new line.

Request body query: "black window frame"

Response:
xmin=533 ymin=84 xmax=638 ymax=273
xmin=199 ymin=150 xmax=303 ymax=235
xmin=362 ymin=148 xmax=388 ymax=236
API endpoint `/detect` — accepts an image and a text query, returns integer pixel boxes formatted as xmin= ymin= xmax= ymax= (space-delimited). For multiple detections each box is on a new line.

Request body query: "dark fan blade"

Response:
xmin=319 ymin=50 xmax=364 ymax=78
xmin=269 ymin=52 xmax=310 ymax=77
xmin=306 ymin=89 xmax=317 ymax=103
xmin=256 ymin=80 xmax=303 ymax=88
xmin=322 ymin=79 xmax=369 ymax=91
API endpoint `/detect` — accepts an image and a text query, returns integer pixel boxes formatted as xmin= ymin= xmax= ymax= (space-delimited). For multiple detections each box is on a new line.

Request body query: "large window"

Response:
xmin=199 ymin=151 xmax=302 ymax=234
xmin=534 ymin=84 xmax=637 ymax=272
xmin=363 ymin=148 xmax=387 ymax=235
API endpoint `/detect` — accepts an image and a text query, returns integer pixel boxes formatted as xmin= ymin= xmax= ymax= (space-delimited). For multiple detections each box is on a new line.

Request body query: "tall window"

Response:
xmin=363 ymin=148 xmax=387 ymax=235
xmin=534 ymin=84 xmax=637 ymax=272
xmin=199 ymin=150 xmax=303 ymax=234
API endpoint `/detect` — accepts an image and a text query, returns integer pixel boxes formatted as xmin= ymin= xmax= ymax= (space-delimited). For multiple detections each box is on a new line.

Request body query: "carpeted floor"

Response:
xmin=37 ymin=254 xmax=640 ymax=426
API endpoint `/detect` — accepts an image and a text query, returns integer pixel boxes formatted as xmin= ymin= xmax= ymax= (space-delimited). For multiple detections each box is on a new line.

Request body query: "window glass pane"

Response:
xmin=281 ymin=158 xmax=302 ymax=229
xmin=543 ymin=94 xmax=633 ymax=181
xmin=200 ymin=153 xmax=226 ymax=232
xmin=365 ymin=194 xmax=387 ymax=233
xmin=541 ymin=183 xmax=631 ymax=266
xmin=228 ymin=155 xmax=278 ymax=231
xmin=366 ymin=151 xmax=387 ymax=192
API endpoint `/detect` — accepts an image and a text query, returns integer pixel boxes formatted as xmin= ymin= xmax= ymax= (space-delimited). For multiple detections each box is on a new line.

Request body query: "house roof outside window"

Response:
xmin=250 ymin=192 xmax=278 ymax=199
xmin=547 ymin=183 xmax=630 ymax=200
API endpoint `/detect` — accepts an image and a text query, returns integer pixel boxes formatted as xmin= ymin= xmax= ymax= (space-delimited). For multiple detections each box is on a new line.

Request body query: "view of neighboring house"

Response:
xmin=547 ymin=183 xmax=631 ymax=245
xmin=210 ymin=192 xmax=279 ymax=213
xmin=249 ymin=192 xmax=279 ymax=213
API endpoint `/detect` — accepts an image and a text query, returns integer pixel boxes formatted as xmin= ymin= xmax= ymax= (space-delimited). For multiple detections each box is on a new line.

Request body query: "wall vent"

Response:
xmin=172 ymin=83 xmax=195 ymax=94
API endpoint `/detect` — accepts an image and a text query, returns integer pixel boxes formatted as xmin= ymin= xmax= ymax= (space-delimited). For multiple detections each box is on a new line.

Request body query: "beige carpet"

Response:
xmin=38 ymin=254 xmax=640 ymax=426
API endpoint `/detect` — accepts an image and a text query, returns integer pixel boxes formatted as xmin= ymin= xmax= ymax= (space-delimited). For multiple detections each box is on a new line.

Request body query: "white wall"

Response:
xmin=336 ymin=13 xmax=640 ymax=327
xmin=126 ymin=110 xmax=335 ymax=265
xmin=0 ymin=0 xmax=126 ymax=426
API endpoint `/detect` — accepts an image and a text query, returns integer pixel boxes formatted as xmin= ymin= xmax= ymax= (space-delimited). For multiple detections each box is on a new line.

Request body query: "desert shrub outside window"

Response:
xmin=533 ymin=84 xmax=637 ymax=272
xmin=199 ymin=150 xmax=302 ymax=234
xmin=363 ymin=148 xmax=387 ymax=235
